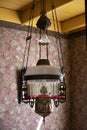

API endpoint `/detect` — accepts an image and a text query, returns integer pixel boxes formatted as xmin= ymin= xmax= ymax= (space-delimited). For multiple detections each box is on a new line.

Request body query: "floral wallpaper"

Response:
xmin=0 ymin=26 xmax=70 ymax=130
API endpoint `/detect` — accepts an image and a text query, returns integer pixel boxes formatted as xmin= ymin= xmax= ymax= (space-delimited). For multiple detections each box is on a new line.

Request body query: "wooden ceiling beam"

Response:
xmin=0 ymin=0 xmax=85 ymax=33
xmin=0 ymin=7 xmax=22 ymax=24
xmin=22 ymin=0 xmax=73 ymax=24
xmin=61 ymin=13 xmax=86 ymax=33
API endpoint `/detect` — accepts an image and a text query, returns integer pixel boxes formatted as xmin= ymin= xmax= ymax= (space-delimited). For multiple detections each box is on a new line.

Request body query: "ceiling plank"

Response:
xmin=0 ymin=7 xmax=22 ymax=24
xmin=61 ymin=13 xmax=86 ymax=33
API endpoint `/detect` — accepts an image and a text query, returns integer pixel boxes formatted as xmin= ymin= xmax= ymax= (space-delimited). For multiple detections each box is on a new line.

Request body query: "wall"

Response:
xmin=69 ymin=32 xmax=87 ymax=130
xmin=0 ymin=25 xmax=70 ymax=130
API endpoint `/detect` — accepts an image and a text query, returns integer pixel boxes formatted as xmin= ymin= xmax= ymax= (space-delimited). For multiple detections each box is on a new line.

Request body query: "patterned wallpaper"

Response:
xmin=0 ymin=27 xmax=70 ymax=130
xmin=69 ymin=34 xmax=87 ymax=130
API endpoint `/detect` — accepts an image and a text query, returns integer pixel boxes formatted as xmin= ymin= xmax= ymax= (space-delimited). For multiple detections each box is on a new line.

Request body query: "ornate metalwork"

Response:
xmin=18 ymin=0 xmax=66 ymax=123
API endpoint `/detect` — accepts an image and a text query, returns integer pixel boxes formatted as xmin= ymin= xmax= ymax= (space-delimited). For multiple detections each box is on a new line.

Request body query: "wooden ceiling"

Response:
xmin=0 ymin=0 xmax=86 ymax=33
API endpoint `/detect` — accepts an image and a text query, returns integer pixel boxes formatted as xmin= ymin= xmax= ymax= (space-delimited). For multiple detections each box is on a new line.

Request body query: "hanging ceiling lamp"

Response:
xmin=19 ymin=0 xmax=66 ymax=123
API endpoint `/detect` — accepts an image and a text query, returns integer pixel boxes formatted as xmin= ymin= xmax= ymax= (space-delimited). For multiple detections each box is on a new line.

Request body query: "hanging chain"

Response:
xmin=22 ymin=0 xmax=35 ymax=69
xmin=51 ymin=4 xmax=56 ymax=33
xmin=51 ymin=1 xmax=64 ymax=68
xmin=54 ymin=7 xmax=64 ymax=68
xmin=51 ymin=3 xmax=61 ymax=67
xmin=26 ymin=2 xmax=35 ymax=68
xmin=41 ymin=0 xmax=46 ymax=14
